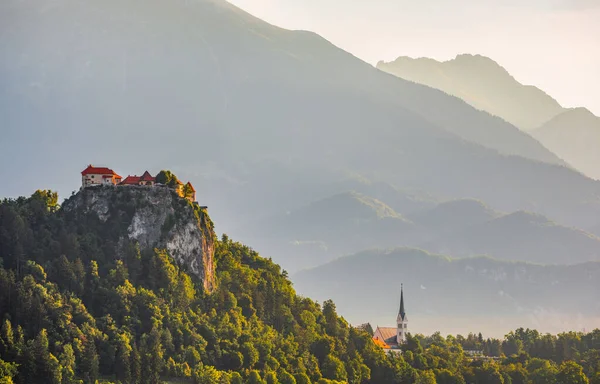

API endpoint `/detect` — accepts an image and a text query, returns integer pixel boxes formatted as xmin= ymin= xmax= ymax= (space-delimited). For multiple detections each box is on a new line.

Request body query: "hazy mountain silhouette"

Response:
xmin=377 ymin=54 xmax=564 ymax=130
xmin=407 ymin=198 xmax=501 ymax=232
xmin=423 ymin=211 xmax=600 ymax=264
xmin=293 ymin=248 xmax=600 ymax=335
xmin=531 ymin=108 xmax=600 ymax=180
xmin=3 ymin=0 xmax=600 ymax=270
xmin=236 ymin=191 xmax=417 ymax=272
xmin=238 ymin=189 xmax=600 ymax=271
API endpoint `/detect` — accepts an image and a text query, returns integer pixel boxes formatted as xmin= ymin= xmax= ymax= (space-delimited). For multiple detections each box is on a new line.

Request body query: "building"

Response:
xmin=82 ymin=166 xmax=198 ymax=203
xmin=81 ymin=165 xmax=122 ymax=187
xmin=120 ymin=175 xmax=142 ymax=185
xmin=184 ymin=182 xmax=196 ymax=202
xmin=373 ymin=284 xmax=408 ymax=351
xmin=120 ymin=171 xmax=156 ymax=186
xmin=139 ymin=171 xmax=156 ymax=186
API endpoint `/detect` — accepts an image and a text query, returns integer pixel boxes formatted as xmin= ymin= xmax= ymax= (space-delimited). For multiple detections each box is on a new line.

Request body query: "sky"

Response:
xmin=228 ymin=0 xmax=600 ymax=115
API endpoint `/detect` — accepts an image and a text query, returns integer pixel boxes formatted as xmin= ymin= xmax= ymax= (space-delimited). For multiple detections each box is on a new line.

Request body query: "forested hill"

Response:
xmin=1 ymin=190 xmax=600 ymax=383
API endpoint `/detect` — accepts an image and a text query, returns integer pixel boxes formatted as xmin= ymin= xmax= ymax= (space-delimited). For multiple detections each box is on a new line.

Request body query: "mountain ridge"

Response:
xmin=531 ymin=107 xmax=600 ymax=180
xmin=376 ymin=53 xmax=564 ymax=130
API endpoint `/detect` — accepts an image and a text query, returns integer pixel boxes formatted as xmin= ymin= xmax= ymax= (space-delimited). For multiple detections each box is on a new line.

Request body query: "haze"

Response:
xmin=2 ymin=0 xmax=600 ymax=338
xmin=229 ymin=0 xmax=600 ymax=115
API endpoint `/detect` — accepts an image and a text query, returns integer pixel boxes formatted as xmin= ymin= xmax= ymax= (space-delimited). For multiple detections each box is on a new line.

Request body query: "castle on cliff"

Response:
xmin=81 ymin=165 xmax=196 ymax=202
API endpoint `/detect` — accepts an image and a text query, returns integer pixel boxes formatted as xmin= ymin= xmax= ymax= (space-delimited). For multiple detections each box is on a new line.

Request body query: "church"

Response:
xmin=372 ymin=284 xmax=408 ymax=351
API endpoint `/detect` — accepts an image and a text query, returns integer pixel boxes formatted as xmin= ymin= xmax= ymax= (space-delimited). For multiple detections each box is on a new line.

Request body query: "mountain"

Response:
xmin=407 ymin=198 xmax=501 ymax=232
xmin=531 ymin=108 xmax=600 ymax=180
xmin=293 ymin=248 xmax=600 ymax=336
xmin=3 ymin=0 xmax=600 ymax=268
xmin=422 ymin=211 xmax=600 ymax=264
xmin=240 ymin=191 xmax=600 ymax=271
xmin=376 ymin=54 xmax=600 ymax=181
xmin=376 ymin=54 xmax=564 ymax=130
xmin=237 ymin=191 xmax=418 ymax=272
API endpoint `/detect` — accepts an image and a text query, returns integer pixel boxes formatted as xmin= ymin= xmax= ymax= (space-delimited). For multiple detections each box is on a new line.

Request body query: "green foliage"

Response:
xmin=0 ymin=192 xmax=599 ymax=384
xmin=155 ymin=170 xmax=180 ymax=188
xmin=557 ymin=361 xmax=589 ymax=384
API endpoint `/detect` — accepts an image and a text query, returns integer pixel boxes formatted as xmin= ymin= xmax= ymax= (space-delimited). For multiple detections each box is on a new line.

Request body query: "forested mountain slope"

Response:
xmin=1 ymin=190 xmax=600 ymax=383
xmin=0 ymin=189 xmax=417 ymax=383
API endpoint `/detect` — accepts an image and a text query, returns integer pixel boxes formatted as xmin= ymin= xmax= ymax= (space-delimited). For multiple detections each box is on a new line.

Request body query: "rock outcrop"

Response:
xmin=63 ymin=185 xmax=216 ymax=291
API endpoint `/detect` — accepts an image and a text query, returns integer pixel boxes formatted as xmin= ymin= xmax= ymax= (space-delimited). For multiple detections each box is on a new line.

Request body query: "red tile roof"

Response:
xmin=120 ymin=175 xmax=141 ymax=185
xmin=185 ymin=182 xmax=196 ymax=192
xmin=82 ymin=165 xmax=121 ymax=178
xmin=140 ymin=171 xmax=155 ymax=182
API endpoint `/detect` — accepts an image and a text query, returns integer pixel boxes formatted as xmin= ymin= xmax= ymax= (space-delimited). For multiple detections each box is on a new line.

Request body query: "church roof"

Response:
xmin=374 ymin=327 xmax=398 ymax=346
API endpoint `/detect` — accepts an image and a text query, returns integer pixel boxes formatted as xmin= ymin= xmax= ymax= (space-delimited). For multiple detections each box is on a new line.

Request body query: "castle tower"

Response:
xmin=396 ymin=284 xmax=408 ymax=344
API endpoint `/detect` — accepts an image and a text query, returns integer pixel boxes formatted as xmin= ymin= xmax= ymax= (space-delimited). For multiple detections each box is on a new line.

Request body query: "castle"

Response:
xmin=372 ymin=284 xmax=408 ymax=351
xmin=81 ymin=165 xmax=196 ymax=202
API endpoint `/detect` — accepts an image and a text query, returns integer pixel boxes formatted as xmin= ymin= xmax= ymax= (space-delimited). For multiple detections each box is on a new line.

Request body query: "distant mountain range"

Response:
xmin=421 ymin=210 xmax=600 ymax=265
xmin=237 ymin=188 xmax=600 ymax=271
xmin=2 ymin=0 xmax=600 ymax=334
xmin=377 ymin=54 xmax=564 ymax=130
xmin=293 ymin=248 xmax=600 ymax=335
xmin=377 ymin=54 xmax=600 ymax=180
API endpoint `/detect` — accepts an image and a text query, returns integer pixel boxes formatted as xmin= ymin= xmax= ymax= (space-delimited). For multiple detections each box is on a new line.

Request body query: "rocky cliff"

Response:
xmin=62 ymin=185 xmax=216 ymax=291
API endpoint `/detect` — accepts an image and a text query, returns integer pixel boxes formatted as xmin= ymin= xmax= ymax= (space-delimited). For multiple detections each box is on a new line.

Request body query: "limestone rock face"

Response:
xmin=63 ymin=185 xmax=215 ymax=291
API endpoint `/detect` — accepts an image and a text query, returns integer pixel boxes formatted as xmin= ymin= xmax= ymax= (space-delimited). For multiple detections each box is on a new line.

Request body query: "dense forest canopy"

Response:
xmin=0 ymin=191 xmax=599 ymax=384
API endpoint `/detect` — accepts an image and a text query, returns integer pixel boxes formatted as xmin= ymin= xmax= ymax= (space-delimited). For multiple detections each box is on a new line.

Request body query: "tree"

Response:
xmin=557 ymin=361 xmax=589 ymax=384
xmin=321 ymin=355 xmax=347 ymax=382
xmin=247 ymin=370 xmax=266 ymax=384
xmin=416 ymin=370 xmax=437 ymax=384
xmin=31 ymin=190 xmax=59 ymax=213
xmin=59 ymin=344 xmax=76 ymax=384
xmin=503 ymin=332 xmax=524 ymax=356
xmin=0 ymin=358 xmax=18 ymax=384
xmin=0 ymin=320 xmax=14 ymax=358
xmin=193 ymin=364 xmax=222 ymax=384
xmin=279 ymin=371 xmax=297 ymax=384
xmin=294 ymin=373 xmax=312 ymax=384
xmin=155 ymin=170 xmax=180 ymax=187
xmin=265 ymin=371 xmax=279 ymax=384
xmin=80 ymin=336 xmax=99 ymax=384
xmin=114 ymin=333 xmax=132 ymax=383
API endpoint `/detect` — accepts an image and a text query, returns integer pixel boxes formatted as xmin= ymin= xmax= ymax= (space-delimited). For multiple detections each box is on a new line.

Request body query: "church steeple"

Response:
xmin=399 ymin=284 xmax=406 ymax=321
xmin=396 ymin=284 xmax=408 ymax=345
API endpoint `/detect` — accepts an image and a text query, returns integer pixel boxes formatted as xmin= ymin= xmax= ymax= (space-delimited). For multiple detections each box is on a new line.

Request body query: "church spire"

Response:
xmin=399 ymin=284 xmax=406 ymax=320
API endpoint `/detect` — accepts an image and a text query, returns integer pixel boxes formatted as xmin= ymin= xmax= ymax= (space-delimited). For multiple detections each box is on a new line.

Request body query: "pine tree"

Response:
xmin=80 ymin=337 xmax=99 ymax=384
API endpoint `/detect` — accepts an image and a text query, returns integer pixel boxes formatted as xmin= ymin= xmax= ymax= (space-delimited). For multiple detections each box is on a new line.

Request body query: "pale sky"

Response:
xmin=228 ymin=0 xmax=600 ymax=115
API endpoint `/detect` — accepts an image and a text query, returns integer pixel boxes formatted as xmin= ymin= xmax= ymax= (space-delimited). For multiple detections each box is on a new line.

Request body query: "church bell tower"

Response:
xmin=396 ymin=284 xmax=408 ymax=344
